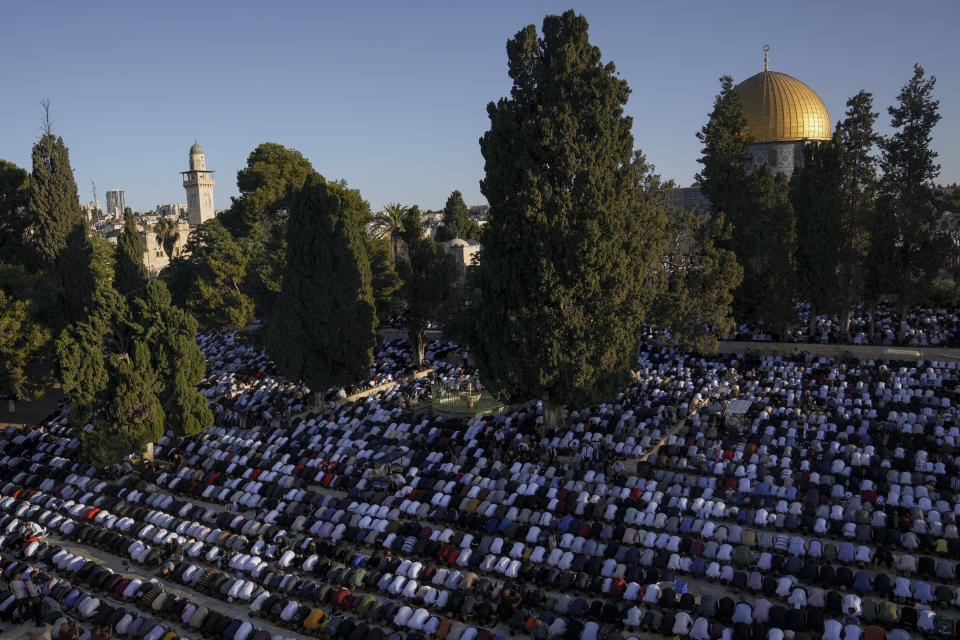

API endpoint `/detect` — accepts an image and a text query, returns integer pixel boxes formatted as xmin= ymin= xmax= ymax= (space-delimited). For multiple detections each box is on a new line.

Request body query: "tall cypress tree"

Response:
xmin=114 ymin=209 xmax=148 ymax=297
xmin=436 ymin=190 xmax=478 ymax=241
xmin=791 ymin=138 xmax=843 ymax=331
xmin=835 ymin=91 xmax=879 ymax=335
xmin=268 ymin=172 xmax=377 ymax=394
xmin=28 ymin=132 xmax=94 ymax=326
xmin=697 ymin=76 xmax=799 ymax=333
xmin=134 ymin=280 xmax=212 ymax=437
xmin=695 ymin=76 xmax=753 ymax=243
xmin=736 ymin=167 xmax=797 ymax=334
xmin=474 ymin=11 xmax=667 ymax=423
xmin=870 ymin=64 xmax=943 ymax=323
xmin=83 ymin=341 xmax=165 ymax=467
xmin=57 ymin=277 xmax=210 ymax=456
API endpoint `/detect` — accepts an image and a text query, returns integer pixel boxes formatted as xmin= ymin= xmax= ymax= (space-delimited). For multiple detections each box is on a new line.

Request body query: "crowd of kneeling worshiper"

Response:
xmin=721 ymin=303 xmax=960 ymax=347
xmin=1 ymin=328 xmax=960 ymax=640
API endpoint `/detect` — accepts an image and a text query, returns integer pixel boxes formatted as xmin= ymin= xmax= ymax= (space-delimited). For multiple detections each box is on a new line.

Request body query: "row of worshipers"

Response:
xmin=1 ymin=330 xmax=960 ymax=640
xmin=728 ymin=302 xmax=960 ymax=347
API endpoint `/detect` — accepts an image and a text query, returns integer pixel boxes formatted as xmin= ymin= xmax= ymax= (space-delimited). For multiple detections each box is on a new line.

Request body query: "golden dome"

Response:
xmin=734 ymin=70 xmax=831 ymax=143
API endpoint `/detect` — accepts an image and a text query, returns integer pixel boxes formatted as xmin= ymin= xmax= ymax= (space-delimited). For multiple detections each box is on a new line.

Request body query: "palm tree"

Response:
xmin=370 ymin=202 xmax=408 ymax=263
xmin=155 ymin=216 xmax=180 ymax=261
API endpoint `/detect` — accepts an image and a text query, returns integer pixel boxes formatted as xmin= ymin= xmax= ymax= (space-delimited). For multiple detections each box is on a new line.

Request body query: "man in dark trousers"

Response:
xmin=25 ymin=574 xmax=43 ymax=626
xmin=10 ymin=571 xmax=26 ymax=623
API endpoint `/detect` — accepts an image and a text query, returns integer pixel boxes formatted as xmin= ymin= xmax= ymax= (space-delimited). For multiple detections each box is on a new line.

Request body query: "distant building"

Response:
xmin=468 ymin=205 xmax=489 ymax=221
xmin=80 ymin=198 xmax=102 ymax=221
xmin=672 ymin=49 xmax=831 ymax=213
xmin=937 ymin=211 xmax=960 ymax=233
xmin=141 ymin=220 xmax=191 ymax=275
xmin=421 ymin=210 xmax=443 ymax=237
xmin=181 ymin=142 xmax=215 ymax=226
xmin=105 ymin=189 xmax=125 ymax=216
xmin=153 ymin=203 xmax=188 ymax=220
xmin=443 ymin=238 xmax=481 ymax=288
xmin=668 ymin=187 xmax=712 ymax=213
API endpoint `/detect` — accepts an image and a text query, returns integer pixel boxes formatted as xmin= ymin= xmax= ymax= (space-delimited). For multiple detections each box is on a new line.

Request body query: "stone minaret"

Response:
xmin=182 ymin=141 xmax=216 ymax=226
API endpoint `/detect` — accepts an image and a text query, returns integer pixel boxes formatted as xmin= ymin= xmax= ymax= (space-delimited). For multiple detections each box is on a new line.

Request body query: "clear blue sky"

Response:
xmin=4 ymin=0 xmax=958 ymax=213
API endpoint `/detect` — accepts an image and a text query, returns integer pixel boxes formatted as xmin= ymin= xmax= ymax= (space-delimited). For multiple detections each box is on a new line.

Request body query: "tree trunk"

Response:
xmin=542 ymin=391 xmax=563 ymax=434
xmin=409 ymin=328 xmax=425 ymax=367
xmin=840 ymin=302 xmax=851 ymax=342
xmin=899 ymin=299 xmax=908 ymax=343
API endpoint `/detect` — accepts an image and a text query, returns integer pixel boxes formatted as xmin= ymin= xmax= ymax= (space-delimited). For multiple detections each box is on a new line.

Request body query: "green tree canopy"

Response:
xmin=474 ymin=11 xmax=667 ymax=421
xmin=53 ymin=292 xmax=121 ymax=428
xmin=221 ymin=142 xmax=315 ymax=238
xmin=736 ymin=166 xmax=797 ymax=332
xmin=397 ymin=206 xmax=456 ymax=365
xmin=28 ymin=132 xmax=95 ymax=327
xmin=134 ymin=280 xmax=212 ymax=437
xmin=219 ymin=143 xmax=316 ymax=319
xmin=82 ymin=341 xmax=165 ymax=467
xmin=166 ymin=220 xmax=254 ymax=330
xmin=0 ymin=285 xmax=51 ymax=401
xmin=696 ymin=75 xmax=798 ymax=332
xmin=436 ymin=190 xmax=481 ymax=242
xmin=695 ymin=75 xmax=752 ymax=236
xmin=114 ymin=209 xmax=148 ymax=297
xmin=56 ymin=277 xmax=212 ymax=453
xmin=870 ymin=64 xmax=944 ymax=318
xmin=268 ymin=173 xmax=378 ymax=394
xmin=653 ymin=205 xmax=742 ymax=353
xmin=791 ymin=138 xmax=843 ymax=323
xmin=366 ymin=234 xmax=403 ymax=324
xmin=370 ymin=202 xmax=408 ymax=264
xmin=835 ymin=90 xmax=879 ymax=334
xmin=0 ymin=159 xmax=31 ymax=266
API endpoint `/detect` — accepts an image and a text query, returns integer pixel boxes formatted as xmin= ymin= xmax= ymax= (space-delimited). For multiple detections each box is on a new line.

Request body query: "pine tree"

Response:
xmin=268 ymin=172 xmax=377 ymax=394
xmin=835 ymin=91 xmax=879 ymax=335
xmin=222 ymin=143 xmax=316 ymax=320
xmin=114 ymin=209 xmax=148 ymax=297
xmin=397 ymin=207 xmax=455 ymax=365
xmin=870 ymin=64 xmax=943 ymax=324
xmin=173 ymin=220 xmax=254 ymax=330
xmin=474 ymin=11 xmax=667 ymax=423
xmin=221 ymin=142 xmax=315 ymax=238
xmin=791 ymin=138 xmax=843 ymax=330
xmin=28 ymin=131 xmax=94 ymax=326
